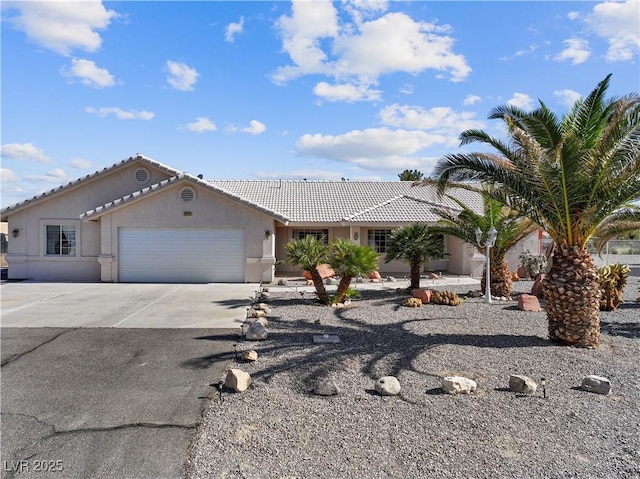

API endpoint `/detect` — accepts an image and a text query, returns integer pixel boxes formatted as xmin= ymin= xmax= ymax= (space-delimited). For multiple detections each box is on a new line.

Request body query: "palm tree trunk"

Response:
xmin=311 ymin=270 xmax=330 ymax=305
xmin=542 ymin=244 xmax=601 ymax=348
xmin=492 ymin=258 xmax=513 ymax=298
xmin=410 ymin=259 xmax=421 ymax=290
xmin=334 ymin=275 xmax=353 ymax=304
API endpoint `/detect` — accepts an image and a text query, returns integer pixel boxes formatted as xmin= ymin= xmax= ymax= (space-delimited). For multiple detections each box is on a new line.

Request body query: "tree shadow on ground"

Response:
xmin=181 ymin=298 xmax=552 ymax=388
xmin=600 ymin=321 xmax=640 ymax=339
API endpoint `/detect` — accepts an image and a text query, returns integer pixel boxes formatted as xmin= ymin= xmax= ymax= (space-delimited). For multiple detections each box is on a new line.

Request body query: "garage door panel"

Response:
xmin=119 ymin=228 xmax=244 ymax=283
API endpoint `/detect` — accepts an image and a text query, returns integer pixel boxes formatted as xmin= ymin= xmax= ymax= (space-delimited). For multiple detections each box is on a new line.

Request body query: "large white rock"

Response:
xmin=581 ymin=375 xmax=611 ymax=395
xmin=225 ymin=369 xmax=251 ymax=392
xmin=441 ymin=376 xmax=477 ymax=395
xmin=509 ymin=374 xmax=537 ymax=395
xmin=245 ymin=322 xmax=268 ymax=341
xmin=375 ymin=376 xmax=401 ymax=396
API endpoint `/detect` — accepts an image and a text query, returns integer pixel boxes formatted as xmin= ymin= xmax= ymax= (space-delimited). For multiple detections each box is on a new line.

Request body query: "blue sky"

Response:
xmin=1 ymin=0 xmax=639 ymax=208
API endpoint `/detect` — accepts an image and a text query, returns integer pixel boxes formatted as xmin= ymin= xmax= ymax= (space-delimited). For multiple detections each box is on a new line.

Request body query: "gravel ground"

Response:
xmin=184 ymin=277 xmax=640 ymax=479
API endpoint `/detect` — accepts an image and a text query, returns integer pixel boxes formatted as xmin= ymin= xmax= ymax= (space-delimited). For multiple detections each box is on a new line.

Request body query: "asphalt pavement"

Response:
xmin=0 ymin=281 xmax=258 ymax=478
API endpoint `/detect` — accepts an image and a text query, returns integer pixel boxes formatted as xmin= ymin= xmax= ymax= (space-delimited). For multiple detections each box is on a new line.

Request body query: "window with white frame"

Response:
xmin=46 ymin=225 xmax=77 ymax=256
xmin=368 ymin=229 xmax=392 ymax=253
xmin=292 ymin=228 xmax=329 ymax=244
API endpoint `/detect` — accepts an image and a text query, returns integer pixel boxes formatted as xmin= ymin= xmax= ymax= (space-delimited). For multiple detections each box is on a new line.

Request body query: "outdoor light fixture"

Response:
xmin=264 ymin=229 xmax=271 ymax=239
xmin=476 ymin=226 xmax=498 ymax=304
xmin=12 ymin=228 xmax=19 ymax=238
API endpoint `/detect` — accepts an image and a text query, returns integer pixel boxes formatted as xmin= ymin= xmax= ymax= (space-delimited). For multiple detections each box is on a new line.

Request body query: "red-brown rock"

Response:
xmin=517 ymin=294 xmax=542 ymax=312
xmin=369 ymin=270 xmax=382 ymax=280
xmin=303 ymin=264 xmax=336 ymax=280
xmin=531 ymin=274 xmax=546 ymax=297
xmin=412 ymin=288 xmax=432 ymax=304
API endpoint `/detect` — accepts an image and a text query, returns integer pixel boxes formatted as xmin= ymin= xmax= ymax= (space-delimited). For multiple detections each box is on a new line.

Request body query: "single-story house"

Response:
xmin=0 ymin=154 xmax=539 ymax=283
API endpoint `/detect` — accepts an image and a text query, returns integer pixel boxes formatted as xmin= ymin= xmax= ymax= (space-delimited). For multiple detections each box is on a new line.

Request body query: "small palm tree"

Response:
xmin=431 ymin=74 xmax=640 ymax=348
xmin=328 ymin=239 xmax=379 ymax=304
xmin=432 ymin=196 xmax=538 ymax=297
xmin=384 ymin=223 xmax=444 ymax=290
xmin=284 ymin=235 xmax=330 ymax=305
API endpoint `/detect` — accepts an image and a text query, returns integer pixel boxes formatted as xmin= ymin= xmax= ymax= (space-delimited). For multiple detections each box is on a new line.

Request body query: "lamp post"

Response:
xmin=476 ymin=226 xmax=497 ymax=304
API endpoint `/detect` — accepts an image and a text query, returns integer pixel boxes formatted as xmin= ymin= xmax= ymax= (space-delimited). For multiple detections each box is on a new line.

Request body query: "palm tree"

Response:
xmin=328 ymin=239 xmax=379 ymax=304
xmin=284 ymin=235 xmax=330 ymax=305
xmin=431 ymin=74 xmax=640 ymax=348
xmin=432 ymin=196 xmax=538 ymax=298
xmin=384 ymin=223 xmax=444 ymax=290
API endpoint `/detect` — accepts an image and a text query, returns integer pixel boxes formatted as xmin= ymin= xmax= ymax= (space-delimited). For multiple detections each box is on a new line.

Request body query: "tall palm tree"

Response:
xmin=328 ymin=239 xmax=379 ymax=304
xmin=432 ymin=196 xmax=538 ymax=298
xmin=284 ymin=235 xmax=330 ymax=305
xmin=431 ymin=74 xmax=640 ymax=348
xmin=384 ymin=223 xmax=444 ymax=289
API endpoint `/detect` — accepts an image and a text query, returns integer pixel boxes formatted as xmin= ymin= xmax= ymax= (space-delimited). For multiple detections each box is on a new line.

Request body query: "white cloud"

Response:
xmin=553 ymin=89 xmax=582 ymax=108
xmin=586 ymin=0 xmax=640 ymax=61
xmin=85 ymin=107 xmax=154 ymax=120
xmin=225 ymin=16 xmax=244 ymax=43
xmin=62 ymin=58 xmax=115 ymax=88
xmin=313 ymin=81 xmax=381 ymax=102
xmin=567 ymin=11 xmax=580 ymax=21
xmin=227 ymin=120 xmax=266 ymax=135
xmin=68 ymin=157 xmax=93 ymax=169
xmin=166 ymin=60 xmax=199 ymax=91
xmin=296 ymin=127 xmax=446 ymax=171
xmin=507 ymin=93 xmax=534 ymax=110
xmin=26 ymin=168 xmax=67 ymax=183
xmin=554 ymin=38 xmax=591 ymax=65
xmin=378 ymin=104 xmax=483 ymax=141
xmin=4 ymin=0 xmax=117 ymax=56
xmin=463 ymin=94 xmax=482 ymax=106
xmin=186 ymin=117 xmax=217 ymax=133
xmin=0 ymin=168 xmax=18 ymax=183
xmin=0 ymin=143 xmax=51 ymax=163
xmin=272 ymin=3 xmax=470 ymax=101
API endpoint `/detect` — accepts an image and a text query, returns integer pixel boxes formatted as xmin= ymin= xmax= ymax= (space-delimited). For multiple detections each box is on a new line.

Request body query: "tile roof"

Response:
xmin=208 ymin=180 xmax=483 ymax=224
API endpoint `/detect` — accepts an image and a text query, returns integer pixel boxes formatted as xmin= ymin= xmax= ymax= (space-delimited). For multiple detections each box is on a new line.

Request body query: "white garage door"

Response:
xmin=119 ymin=228 xmax=244 ymax=283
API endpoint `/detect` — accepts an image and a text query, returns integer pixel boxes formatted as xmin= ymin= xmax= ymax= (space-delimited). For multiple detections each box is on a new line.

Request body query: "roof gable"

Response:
xmin=1 ymin=154 xmax=181 ymax=219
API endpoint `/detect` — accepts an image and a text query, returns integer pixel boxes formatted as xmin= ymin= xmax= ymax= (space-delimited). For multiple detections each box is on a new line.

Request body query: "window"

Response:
xmin=46 ymin=225 xmax=76 ymax=256
xmin=292 ymin=228 xmax=329 ymax=244
xmin=368 ymin=229 xmax=392 ymax=253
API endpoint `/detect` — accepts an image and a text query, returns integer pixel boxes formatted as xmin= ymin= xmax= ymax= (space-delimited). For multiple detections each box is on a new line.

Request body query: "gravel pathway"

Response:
xmin=184 ymin=278 xmax=640 ymax=479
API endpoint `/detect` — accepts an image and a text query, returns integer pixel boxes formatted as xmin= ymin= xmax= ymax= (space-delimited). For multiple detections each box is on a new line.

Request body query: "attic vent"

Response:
xmin=180 ymin=187 xmax=196 ymax=202
xmin=133 ymin=167 xmax=150 ymax=185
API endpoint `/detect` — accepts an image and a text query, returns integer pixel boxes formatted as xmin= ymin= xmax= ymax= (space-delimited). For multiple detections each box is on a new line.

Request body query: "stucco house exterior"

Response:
xmin=0 ymin=154 xmax=539 ymax=283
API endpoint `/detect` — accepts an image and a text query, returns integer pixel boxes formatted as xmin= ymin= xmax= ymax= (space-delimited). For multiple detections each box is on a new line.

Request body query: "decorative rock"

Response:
xmin=248 ymin=310 xmax=267 ymax=318
xmin=242 ymin=350 xmax=258 ymax=362
xmin=517 ymin=294 xmax=542 ymax=312
xmin=225 ymin=368 xmax=251 ymax=392
xmin=325 ymin=277 xmax=338 ymax=285
xmin=531 ymin=274 xmax=546 ymax=298
xmin=441 ymin=376 xmax=477 ymax=395
xmin=468 ymin=290 xmax=482 ymax=298
xmin=386 ymin=276 xmax=397 ymax=282
xmin=369 ymin=271 xmax=382 ymax=280
xmin=355 ymin=277 xmax=365 ymax=283
xmin=314 ymin=380 xmax=339 ymax=396
xmin=428 ymin=272 xmax=439 ymax=279
xmin=306 ymin=279 xmax=313 ymax=286
xmin=375 ymin=376 xmax=401 ymax=396
xmin=581 ymin=375 xmax=611 ymax=395
xmin=277 ymin=279 xmax=289 ymax=286
xmin=245 ymin=322 xmax=268 ymax=341
xmin=412 ymin=288 xmax=432 ymax=304
xmin=257 ymin=303 xmax=270 ymax=311
xmin=509 ymin=374 xmax=537 ymax=394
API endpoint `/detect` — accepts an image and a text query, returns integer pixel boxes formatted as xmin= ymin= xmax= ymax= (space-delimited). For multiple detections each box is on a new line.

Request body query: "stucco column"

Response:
xmin=261 ymin=231 xmax=276 ymax=283
xmin=97 ymin=214 xmax=114 ymax=282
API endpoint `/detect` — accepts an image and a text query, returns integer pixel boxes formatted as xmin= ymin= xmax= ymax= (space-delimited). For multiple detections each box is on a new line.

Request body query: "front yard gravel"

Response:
xmin=184 ymin=277 xmax=640 ymax=479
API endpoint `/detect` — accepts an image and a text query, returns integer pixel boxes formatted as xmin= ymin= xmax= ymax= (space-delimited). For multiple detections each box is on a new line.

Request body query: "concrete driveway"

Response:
xmin=0 ymin=282 xmax=260 ymax=328
xmin=1 ymin=282 xmax=258 ymax=479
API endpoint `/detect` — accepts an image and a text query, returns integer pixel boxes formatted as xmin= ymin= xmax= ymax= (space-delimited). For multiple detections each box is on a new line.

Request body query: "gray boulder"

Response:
xmin=581 ymin=375 xmax=611 ymax=395
xmin=509 ymin=374 xmax=537 ymax=395
xmin=441 ymin=376 xmax=477 ymax=395
xmin=314 ymin=380 xmax=339 ymax=396
xmin=245 ymin=322 xmax=268 ymax=341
